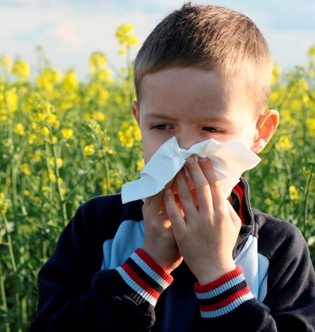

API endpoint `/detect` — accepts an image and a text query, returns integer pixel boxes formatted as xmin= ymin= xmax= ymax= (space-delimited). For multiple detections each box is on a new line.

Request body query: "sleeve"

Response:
xmin=28 ymin=201 xmax=173 ymax=332
xmin=193 ymin=224 xmax=315 ymax=332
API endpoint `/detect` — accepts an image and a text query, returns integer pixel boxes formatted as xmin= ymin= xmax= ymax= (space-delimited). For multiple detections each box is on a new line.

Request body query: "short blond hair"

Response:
xmin=134 ymin=3 xmax=273 ymax=113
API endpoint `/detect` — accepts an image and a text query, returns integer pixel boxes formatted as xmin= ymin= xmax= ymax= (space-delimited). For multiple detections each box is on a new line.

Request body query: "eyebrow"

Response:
xmin=142 ymin=113 xmax=175 ymax=121
xmin=142 ymin=112 xmax=232 ymax=123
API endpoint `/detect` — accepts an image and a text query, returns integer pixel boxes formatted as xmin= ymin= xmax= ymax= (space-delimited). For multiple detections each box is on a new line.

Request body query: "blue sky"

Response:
xmin=0 ymin=0 xmax=314 ymax=80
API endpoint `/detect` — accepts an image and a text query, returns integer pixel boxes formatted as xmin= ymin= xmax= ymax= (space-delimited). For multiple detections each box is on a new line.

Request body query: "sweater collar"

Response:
xmin=232 ymin=177 xmax=256 ymax=258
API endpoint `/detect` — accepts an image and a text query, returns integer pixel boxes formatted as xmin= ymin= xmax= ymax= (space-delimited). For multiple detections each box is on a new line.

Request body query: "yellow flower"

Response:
xmin=41 ymin=186 xmax=49 ymax=192
xmin=37 ymin=67 xmax=61 ymax=91
xmin=0 ymin=55 xmax=12 ymax=71
xmin=118 ymin=120 xmax=141 ymax=148
xmin=276 ymin=136 xmax=293 ymax=151
xmin=50 ymin=136 xmax=58 ymax=144
xmin=5 ymin=88 xmax=18 ymax=113
xmin=23 ymin=190 xmax=30 ymax=196
xmin=14 ymin=123 xmax=25 ymax=136
xmin=28 ymin=134 xmax=37 ymax=144
xmin=289 ymin=185 xmax=299 ymax=201
xmin=12 ymin=59 xmax=31 ymax=79
xmin=308 ymin=45 xmax=315 ymax=56
xmin=83 ymin=144 xmax=95 ymax=156
xmin=118 ymin=124 xmax=134 ymax=147
xmin=21 ymin=163 xmax=31 ymax=176
xmin=97 ymin=149 xmax=103 ymax=158
xmin=279 ymin=109 xmax=298 ymax=127
xmin=46 ymin=113 xmax=59 ymax=127
xmin=271 ymin=64 xmax=281 ymax=84
xmin=61 ymin=128 xmax=73 ymax=139
xmin=41 ymin=126 xmax=50 ymax=137
xmin=0 ymin=192 xmax=11 ymax=214
xmin=134 ymin=125 xmax=141 ymax=141
xmin=98 ymin=69 xmax=113 ymax=83
xmin=300 ymin=78 xmax=308 ymax=91
xmin=34 ymin=152 xmax=41 ymax=162
xmin=119 ymin=49 xmax=126 ymax=56
xmin=0 ymin=193 xmax=4 ymax=205
xmin=85 ymin=83 xmax=109 ymax=106
xmin=0 ymin=108 xmax=7 ymax=121
xmin=101 ymin=177 xmax=109 ymax=193
xmin=306 ymin=118 xmax=315 ymax=137
xmin=61 ymin=69 xmax=79 ymax=90
xmin=89 ymin=51 xmax=107 ymax=73
xmin=302 ymin=167 xmax=311 ymax=177
xmin=92 ymin=111 xmax=106 ymax=122
xmin=302 ymin=94 xmax=310 ymax=103
xmin=32 ymin=112 xmax=47 ymax=122
xmin=48 ymin=169 xmax=56 ymax=182
xmin=49 ymin=157 xmax=63 ymax=168
xmin=136 ymin=158 xmax=144 ymax=171
xmin=116 ymin=24 xmax=139 ymax=55
xmin=98 ymin=88 xmax=110 ymax=106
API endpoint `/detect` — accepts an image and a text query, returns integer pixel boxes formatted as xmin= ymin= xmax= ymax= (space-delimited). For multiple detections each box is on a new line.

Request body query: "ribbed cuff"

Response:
xmin=194 ymin=266 xmax=254 ymax=318
xmin=116 ymin=248 xmax=173 ymax=307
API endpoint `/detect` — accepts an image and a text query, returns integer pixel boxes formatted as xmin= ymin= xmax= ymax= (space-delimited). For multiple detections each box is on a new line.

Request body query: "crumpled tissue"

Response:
xmin=121 ymin=137 xmax=260 ymax=204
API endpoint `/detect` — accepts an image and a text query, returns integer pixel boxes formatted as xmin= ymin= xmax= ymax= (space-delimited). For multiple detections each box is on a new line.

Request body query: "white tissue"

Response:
xmin=121 ymin=137 xmax=260 ymax=204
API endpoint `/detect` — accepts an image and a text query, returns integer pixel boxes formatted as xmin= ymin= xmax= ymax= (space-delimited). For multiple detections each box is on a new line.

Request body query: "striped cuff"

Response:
xmin=116 ymin=248 xmax=173 ymax=307
xmin=194 ymin=266 xmax=254 ymax=318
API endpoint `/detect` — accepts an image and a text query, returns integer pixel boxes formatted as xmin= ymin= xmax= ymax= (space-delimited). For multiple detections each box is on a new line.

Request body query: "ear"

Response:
xmin=251 ymin=109 xmax=279 ymax=154
xmin=132 ymin=100 xmax=140 ymax=126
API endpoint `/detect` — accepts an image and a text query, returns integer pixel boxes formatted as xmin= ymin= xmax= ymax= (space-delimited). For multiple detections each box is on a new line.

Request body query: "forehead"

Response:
xmin=138 ymin=67 xmax=256 ymax=120
xmin=140 ymin=67 xmax=227 ymax=104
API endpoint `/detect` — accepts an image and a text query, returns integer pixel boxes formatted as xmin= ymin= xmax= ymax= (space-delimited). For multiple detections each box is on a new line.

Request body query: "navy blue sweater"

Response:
xmin=29 ymin=178 xmax=315 ymax=331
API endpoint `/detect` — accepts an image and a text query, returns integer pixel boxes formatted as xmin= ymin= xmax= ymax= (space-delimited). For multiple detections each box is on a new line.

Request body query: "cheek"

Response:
xmin=241 ymin=130 xmax=258 ymax=148
xmin=141 ymin=133 xmax=171 ymax=164
xmin=142 ymin=141 xmax=159 ymax=164
xmin=139 ymin=132 xmax=153 ymax=163
xmin=142 ymin=147 xmax=153 ymax=164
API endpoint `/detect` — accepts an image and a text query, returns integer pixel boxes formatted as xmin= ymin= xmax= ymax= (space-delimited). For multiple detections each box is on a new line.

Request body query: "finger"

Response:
xmin=164 ymin=188 xmax=186 ymax=235
xmin=184 ymin=157 xmax=213 ymax=214
xmin=198 ymin=158 xmax=226 ymax=212
xmin=227 ymin=200 xmax=242 ymax=230
xmin=144 ymin=190 xmax=165 ymax=213
xmin=174 ymin=169 xmax=198 ymax=220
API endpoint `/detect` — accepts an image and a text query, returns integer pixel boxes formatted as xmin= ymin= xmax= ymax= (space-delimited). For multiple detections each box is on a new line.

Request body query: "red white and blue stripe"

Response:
xmin=194 ymin=266 xmax=254 ymax=318
xmin=116 ymin=248 xmax=173 ymax=306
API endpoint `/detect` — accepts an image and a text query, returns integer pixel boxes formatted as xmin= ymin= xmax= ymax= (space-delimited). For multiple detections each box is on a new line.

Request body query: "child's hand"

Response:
xmin=164 ymin=157 xmax=241 ymax=284
xmin=142 ymin=191 xmax=183 ymax=274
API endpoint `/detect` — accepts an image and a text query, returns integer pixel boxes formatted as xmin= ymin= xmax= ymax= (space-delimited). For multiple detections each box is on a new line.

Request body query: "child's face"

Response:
xmin=132 ymin=67 xmax=264 ymax=164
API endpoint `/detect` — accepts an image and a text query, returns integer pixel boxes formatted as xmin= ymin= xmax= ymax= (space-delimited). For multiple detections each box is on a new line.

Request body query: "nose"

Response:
xmin=176 ymin=132 xmax=200 ymax=150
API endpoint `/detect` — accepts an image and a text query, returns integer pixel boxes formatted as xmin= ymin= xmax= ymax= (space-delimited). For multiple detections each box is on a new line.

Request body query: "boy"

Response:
xmin=29 ymin=3 xmax=315 ymax=331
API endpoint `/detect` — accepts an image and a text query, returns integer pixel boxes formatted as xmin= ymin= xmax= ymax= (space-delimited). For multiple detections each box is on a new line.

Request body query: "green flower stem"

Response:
xmin=52 ymin=144 xmax=67 ymax=226
xmin=303 ymin=166 xmax=313 ymax=238
xmin=8 ymin=120 xmax=18 ymax=207
xmin=2 ymin=213 xmax=17 ymax=273
xmin=0 ymin=261 xmax=10 ymax=332
xmin=102 ymin=148 xmax=110 ymax=194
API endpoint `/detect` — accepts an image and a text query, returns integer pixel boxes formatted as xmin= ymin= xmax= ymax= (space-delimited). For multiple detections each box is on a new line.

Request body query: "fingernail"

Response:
xmin=186 ymin=157 xmax=194 ymax=164
xmin=165 ymin=188 xmax=172 ymax=195
xmin=198 ymin=158 xmax=208 ymax=163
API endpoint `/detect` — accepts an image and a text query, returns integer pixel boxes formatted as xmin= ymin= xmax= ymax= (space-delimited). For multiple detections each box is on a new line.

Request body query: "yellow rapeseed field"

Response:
xmin=0 ymin=26 xmax=314 ymax=331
